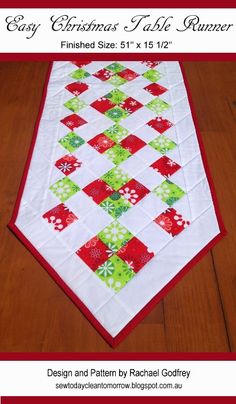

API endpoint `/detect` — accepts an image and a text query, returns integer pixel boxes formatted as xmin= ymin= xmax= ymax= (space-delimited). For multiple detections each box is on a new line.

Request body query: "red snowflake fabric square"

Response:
xmin=83 ymin=179 xmax=114 ymax=204
xmin=147 ymin=117 xmax=173 ymax=134
xmin=151 ymin=156 xmax=181 ymax=178
xmin=120 ymin=134 xmax=146 ymax=154
xmin=117 ymin=237 xmax=154 ymax=273
xmin=154 ymin=208 xmax=190 ymax=237
xmin=88 ymin=134 xmax=115 ymax=154
xmin=118 ymin=68 xmax=139 ymax=81
xmin=43 ymin=203 xmax=78 ymax=232
xmin=119 ymin=97 xmax=143 ymax=114
xmin=118 ymin=179 xmax=150 ymax=205
xmin=76 ymin=236 xmax=110 ymax=271
xmin=71 ymin=61 xmax=91 ymax=68
xmin=141 ymin=61 xmax=161 ymax=68
xmin=55 ymin=154 xmax=82 ymax=176
xmin=93 ymin=68 xmax=114 ymax=81
xmin=60 ymin=114 xmax=87 ymax=130
xmin=91 ymin=98 xmax=116 ymax=113
xmin=65 ymin=82 xmax=89 ymax=96
xmin=144 ymin=83 xmax=167 ymax=96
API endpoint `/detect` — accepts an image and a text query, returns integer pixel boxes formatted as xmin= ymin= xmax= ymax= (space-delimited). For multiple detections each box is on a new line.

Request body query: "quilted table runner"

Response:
xmin=9 ymin=61 xmax=225 ymax=346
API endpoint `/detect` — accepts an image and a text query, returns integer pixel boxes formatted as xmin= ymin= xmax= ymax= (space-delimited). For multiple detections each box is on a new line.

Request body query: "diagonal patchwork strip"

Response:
xmin=9 ymin=61 xmax=225 ymax=347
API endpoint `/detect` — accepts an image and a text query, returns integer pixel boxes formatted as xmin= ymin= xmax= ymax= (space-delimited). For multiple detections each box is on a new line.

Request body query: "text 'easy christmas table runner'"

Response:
xmin=9 ymin=61 xmax=225 ymax=346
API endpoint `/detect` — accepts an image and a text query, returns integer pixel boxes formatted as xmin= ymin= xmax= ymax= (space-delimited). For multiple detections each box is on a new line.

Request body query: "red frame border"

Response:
xmin=8 ymin=60 xmax=226 ymax=348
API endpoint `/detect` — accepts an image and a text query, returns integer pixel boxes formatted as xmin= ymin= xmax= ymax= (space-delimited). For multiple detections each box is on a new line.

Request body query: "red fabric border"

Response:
xmin=8 ymin=61 xmax=226 ymax=348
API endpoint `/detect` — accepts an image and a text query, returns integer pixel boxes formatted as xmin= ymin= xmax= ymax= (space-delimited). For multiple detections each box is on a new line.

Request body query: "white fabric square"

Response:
xmin=88 ymin=154 xmax=115 ymax=177
xmin=73 ymin=143 xmax=99 ymax=165
xmin=134 ymin=167 xmax=165 ymax=191
xmin=69 ymin=166 xmax=97 ymax=189
xmin=55 ymin=254 xmax=91 ymax=284
xmin=134 ymin=124 xmax=160 ymax=143
xmin=119 ymin=155 xmax=148 ymax=177
xmin=138 ymin=221 xmax=172 ymax=254
xmin=121 ymin=108 xmax=155 ymax=132
xmin=118 ymin=205 xmax=151 ymax=235
xmin=65 ymin=191 xmax=97 ymax=218
xmin=82 ymin=206 xmax=113 ymax=235
xmin=138 ymin=192 xmax=168 ymax=219
xmin=135 ymin=145 xmax=162 ymax=165
xmin=58 ymin=220 xmax=93 ymax=251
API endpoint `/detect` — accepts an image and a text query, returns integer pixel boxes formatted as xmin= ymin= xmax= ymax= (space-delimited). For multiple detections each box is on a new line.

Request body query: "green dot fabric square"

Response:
xmin=104 ymin=144 xmax=131 ymax=165
xmin=104 ymin=124 xmax=129 ymax=143
xmin=64 ymin=97 xmax=87 ymax=113
xmin=146 ymin=98 xmax=170 ymax=115
xmin=49 ymin=177 xmax=80 ymax=202
xmin=153 ymin=180 xmax=185 ymax=206
xmin=108 ymin=74 xmax=127 ymax=87
xmin=58 ymin=132 xmax=85 ymax=152
xmin=95 ymin=255 xmax=135 ymax=293
xmin=101 ymin=167 xmax=131 ymax=191
xmin=149 ymin=135 xmax=177 ymax=154
xmin=105 ymin=89 xmax=128 ymax=104
xmin=98 ymin=220 xmax=133 ymax=250
xmin=105 ymin=106 xmax=129 ymax=123
xmin=106 ymin=63 xmax=126 ymax=73
xmin=143 ymin=69 xmax=162 ymax=82
xmin=100 ymin=192 xmax=132 ymax=219
xmin=70 ymin=69 xmax=90 ymax=80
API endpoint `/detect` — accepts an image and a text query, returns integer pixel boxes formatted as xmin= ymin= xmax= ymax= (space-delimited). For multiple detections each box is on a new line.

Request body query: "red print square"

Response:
xmin=119 ymin=97 xmax=143 ymax=114
xmin=76 ymin=236 xmax=110 ymax=271
xmin=55 ymin=154 xmax=82 ymax=176
xmin=60 ymin=114 xmax=87 ymax=130
xmin=88 ymin=134 xmax=115 ymax=154
xmin=71 ymin=61 xmax=91 ymax=68
xmin=118 ymin=179 xmax=150 ymax=205
xmin=117 ymin=237 xmax=154 ymax=272
xmin=141 ymin=61 xmax=161 ymax=68
xmin=118 ymin=68 xmax=139 ymax=81
xmin=120 ymin=134 xmax=146 ymax=154
xmin=43 ymin=203 xmax=78 ymax=232
xmin=90 ymin=98 xmax=116 ymax=113
xmin=144 ymin=83 xmax=167 ymax=96
xmin=154 ymin=208 xmax=190 ymax=237
xmin=83 ymin=179 xmax=114 ymax=204
xmin=151 ymin=156 xmax=181 ymax=178
xmin=65 ymin=82 xmax=89 ymax=96
xmin=147 ymin=117 xmax=173 ymax=134
xmin=93 ymin=68 xmax=114 ymax=81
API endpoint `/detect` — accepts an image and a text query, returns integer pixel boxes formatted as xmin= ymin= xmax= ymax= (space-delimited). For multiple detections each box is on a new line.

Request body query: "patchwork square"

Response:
xmin=70 ymin=68 xmax=90 ymax=80
xmin=60 ymin=114 xmax=87 ymax=130
xmin=143 ymin=69 xmax=162 ymax=82
xmin=120 ymin=134 xmax=146 ymax=154
xmin=88 ymin=133 xmax=115 ymax=153
xmin=50 ymin=177 xmax=80 ymax=202
xmin=104 ymin=144 xmax=131 ymax=165
xmin=117 ymin=237 xmax=154 ymax=273
xmin=106 ymin=62 xmax=125 ymax=73
xmin=144 ymin=83 xmax=167 ymax=96
xmin=153 ymin=180 xmax=185 ymax=206
xmin=118 ymin=179 xmax=150 ymax=205
xmin=151 ymin=156 xmax=181 ymax=178
xmin=100 ymin=192 xmax=132 ymax=219
xmin=119 ymin=97 xmax=143 ymax=114
xmin=154 ymin=207 xmax=190 ymax=236
xmin=58 ymin=132 xmax=85 ymax=152
xmin=146 ymin=98 xmax=170 ymax=115
xmin=83 ymin=179 xmax=114 ymax=204
xmin=149 ymin=136 xmax=177 ymax=154
xmin=64 ymin=97 xmax=87 ymax=113
xmin=104 ymin=89 xmax=128 ymax=104
xmin=118 ymin=68 xmax=139 ymax=81
xmin=101 ymin=167 xmax=131 ymax=191
xmin=142 ymin=61 xmax=161 ymax=68
xmin=95 ymin=255 xmax=135 ymax=293
xmin=104 ymin=106 xmax=129 ymax=122
xmin=71 ymin=61 xmax=91 ymax=68
xmin=90 ymin=97 xmax=116 ymax=113
xmin=107 ymin=74 xmax=127 ymax=87
xmin=76 ymin=236 xmax=110 ymax=271
xmin=55 ymin=154 xmax=82 ymax=175
xmin=98 ymin=220 xmax=133 ymax=250
xmin=65 ymin=82 xmax=89 ymax=96
xmin=43 ymin=203 xmax=78 ymax=232
xmin=104 ymin=124 xmax=129 ymax=143
xmin=147 ymin=117 xmax=173 ymax=134
xmin=93 ymin=68 xmax=114 ymax=81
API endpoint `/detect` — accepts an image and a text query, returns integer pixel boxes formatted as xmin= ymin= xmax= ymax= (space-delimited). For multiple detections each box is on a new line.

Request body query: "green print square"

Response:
xmin=101 ymin=167 xmax=131 ymax=191
xmin=149 ymin=135 xmax=177 ymax=155
xmin=105 ymin=106 xmax=129 ymax=123
xmin=98 ymin=220 xmax=133 ymax=250
xmin=108 ymin=74 xmax=127 ymax=87
xmin=143 ymin=69 xmax=162 ymax=83
xmin=153 ymin=180 xmax=185 ymax=206
xmin=104 ymin=124 xmax=129 ymax=143
xmin=146 ymin=98 xmax=170 ymax=115
xmin=95 ymin=255 xmax=135 ymax=293
xmin=99 ymin=192 xmax=132 ymax=219
xmin=104 ymin=144 xmax=131 ymax=165
xmin=58 ymin=132 xmax=85 ymax=152
xmin=64 ymin=97 xmax=87 ymax=113
xmin=49 ymin=177 xmax=80 ymax=202
xmin=70 ymin=69 xmax=90 ymax=80
xmin=106 ymin=63 xmax=125 ymax=73
xmin=105 ymin=89 xmax=128 ymax=105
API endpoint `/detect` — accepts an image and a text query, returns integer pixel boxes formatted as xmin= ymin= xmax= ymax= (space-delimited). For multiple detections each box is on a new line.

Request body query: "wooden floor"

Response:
xmin=0 ymin=62 xmax=235 ymax=352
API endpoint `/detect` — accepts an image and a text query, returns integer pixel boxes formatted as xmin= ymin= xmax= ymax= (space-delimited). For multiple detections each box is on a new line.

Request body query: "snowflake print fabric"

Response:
xmin=9 ymin=61 xmax=225 ymax=347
